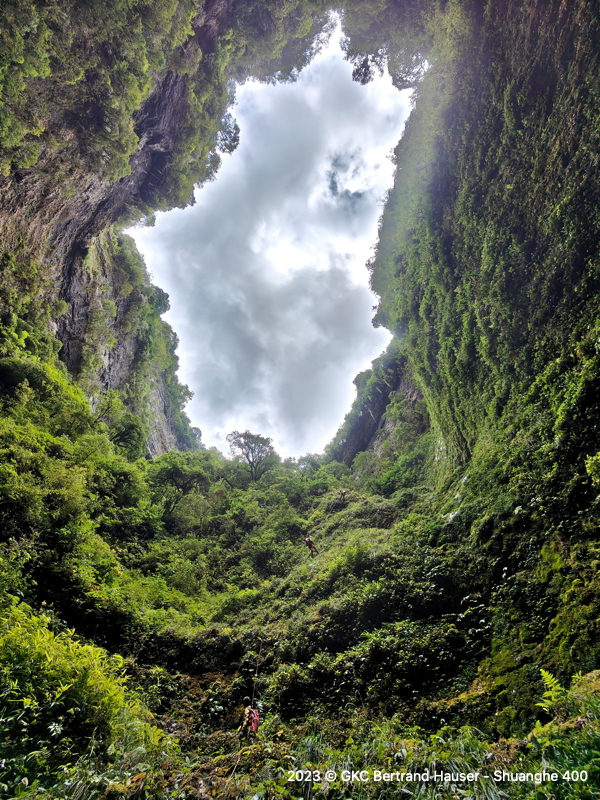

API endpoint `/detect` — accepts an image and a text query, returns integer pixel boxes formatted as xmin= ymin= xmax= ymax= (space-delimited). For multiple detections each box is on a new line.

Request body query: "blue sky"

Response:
xmin=130 ymin=24 xmax=410 ymax=457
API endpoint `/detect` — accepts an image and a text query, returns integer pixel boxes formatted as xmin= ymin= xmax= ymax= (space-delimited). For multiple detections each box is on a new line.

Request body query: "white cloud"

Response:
xmin=130 ymin=24 xmax=410 ymax=458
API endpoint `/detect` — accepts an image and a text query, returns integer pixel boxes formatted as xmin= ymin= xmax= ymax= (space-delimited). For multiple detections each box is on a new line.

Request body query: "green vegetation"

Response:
xmin=0 ymin=603 xmax=181 ymax=799
xmin=1 ymin=0 xmax=600 ymax=797
xmin=0 ymin=0 xmax=331 ymax=207
xmin=226 ymin=430 xmax=279 ymax=482
xmin=77 ymin=230 xmax=199 ymax=453
xmin=0 ymin=0 xmax=199 ymax=179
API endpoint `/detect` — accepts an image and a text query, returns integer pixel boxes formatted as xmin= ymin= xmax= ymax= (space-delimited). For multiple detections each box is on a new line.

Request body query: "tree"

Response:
xmin=109 ymin=412 xmax=148 ymax=461
xmin=216 ymin=112 xmax=240 ymax=154
xmin=94 ymin=391 xmax=148 ymax=460
xmin=147 ymin=451 xmax=215 ymax=515
xmin=226 ymin=430 xmax=278 ymax=482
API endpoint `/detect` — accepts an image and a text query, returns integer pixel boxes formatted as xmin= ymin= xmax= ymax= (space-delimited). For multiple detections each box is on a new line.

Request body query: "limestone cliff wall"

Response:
xmin=327 ymin=351 xmax=425 ymax=467
xmin=0 ymin=1 xmax=233 ymax=455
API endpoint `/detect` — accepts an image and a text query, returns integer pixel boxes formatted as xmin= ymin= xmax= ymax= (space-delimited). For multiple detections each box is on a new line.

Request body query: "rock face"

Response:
xmin=0 ymin=69 xmax=187 ymax=276
xmin=0 ymin=0 xmax=235 ymax=455
xmin=366 ymin=374 xmax=423 ymax=453
xmin=146 ymin=377 xmax=180 ymax=458
xmin=0 ymin=0 xmax=233 ymax=261
xmin=328 ymin=353 xmax=425 ymax=466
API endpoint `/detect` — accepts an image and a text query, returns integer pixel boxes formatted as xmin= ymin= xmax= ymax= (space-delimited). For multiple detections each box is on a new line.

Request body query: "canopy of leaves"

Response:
xmin=227 ymin=429 xmax=279 ymax=482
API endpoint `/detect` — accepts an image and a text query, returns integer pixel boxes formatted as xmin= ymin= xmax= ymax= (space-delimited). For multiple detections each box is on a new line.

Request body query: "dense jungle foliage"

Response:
xmin=2 ymin=0 xmax=600 ymax=798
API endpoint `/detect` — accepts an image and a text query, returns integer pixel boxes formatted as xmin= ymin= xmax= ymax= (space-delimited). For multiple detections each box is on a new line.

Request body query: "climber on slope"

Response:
xmin=237 ymin=698 xmax=260 ymax=742
xmin=305 ymin=535 xmax=319 ymax=556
